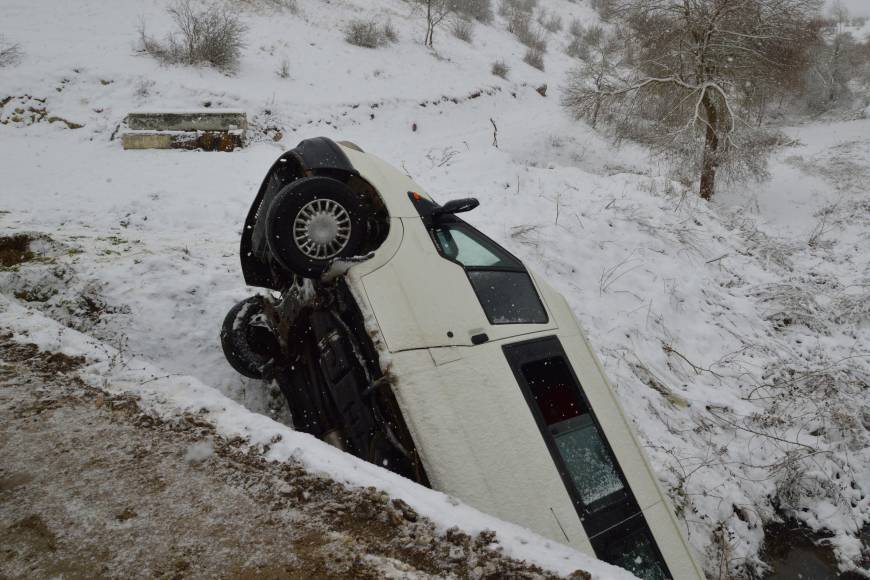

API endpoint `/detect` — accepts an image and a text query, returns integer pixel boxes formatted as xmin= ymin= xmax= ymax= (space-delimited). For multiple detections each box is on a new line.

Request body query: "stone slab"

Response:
xmin=122 ymin=130 xmax=244 ymax=152
xmin=127 ymin=111 xmax=247 ymax=132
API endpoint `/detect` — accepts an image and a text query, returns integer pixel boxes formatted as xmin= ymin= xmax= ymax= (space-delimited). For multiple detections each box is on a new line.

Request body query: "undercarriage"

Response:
xmin=223 ymin=279 xmax=428 ymax=485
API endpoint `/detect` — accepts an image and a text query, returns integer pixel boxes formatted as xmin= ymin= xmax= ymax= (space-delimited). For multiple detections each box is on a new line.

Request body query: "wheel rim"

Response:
xmin=292 ymin=198 xmax=352 ymax=260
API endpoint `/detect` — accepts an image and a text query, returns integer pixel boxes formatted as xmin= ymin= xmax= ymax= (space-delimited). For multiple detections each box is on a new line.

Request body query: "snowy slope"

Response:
xmin=1 ymin=0 xmax=869 ymax=577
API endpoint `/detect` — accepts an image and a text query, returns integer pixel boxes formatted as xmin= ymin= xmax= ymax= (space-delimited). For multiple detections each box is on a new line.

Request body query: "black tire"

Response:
xmin=220 ymin=295 xmax=281 ymax=379
xmin=265 ymin=176 xmax=366 ymax=278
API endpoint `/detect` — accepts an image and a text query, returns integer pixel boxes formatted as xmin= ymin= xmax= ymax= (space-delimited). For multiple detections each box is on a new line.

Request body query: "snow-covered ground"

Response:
xmin=1 ymin=0 xmax=869 ymax=577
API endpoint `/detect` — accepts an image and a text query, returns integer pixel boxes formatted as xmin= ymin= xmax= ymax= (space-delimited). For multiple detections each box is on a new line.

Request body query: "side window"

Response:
xmin=433 ymin=227 xmax=518 ymax=268
xmin=430 ymin=222 xmax=547 ymax=325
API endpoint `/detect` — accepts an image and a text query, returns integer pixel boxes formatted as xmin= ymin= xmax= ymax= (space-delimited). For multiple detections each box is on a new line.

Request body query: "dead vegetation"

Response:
xmin=0 ymin=235 xmax=36 ymax=268
xmin=0 ymin=234 xmax=130 ymax=341
xmin=0 ymin=35 xmax=22 ymax=67
xmin=452 ymin=17 xmax=474 ymax=43
xmin=138 ymin=0 xmax=247 ymax=73
xmin=0 ymin=96 xmax=83 ymax=129
xmin=344 ymin=19 xmax=398 ymax=49
xmin=491 ymin=59 xmax=510 ymax=79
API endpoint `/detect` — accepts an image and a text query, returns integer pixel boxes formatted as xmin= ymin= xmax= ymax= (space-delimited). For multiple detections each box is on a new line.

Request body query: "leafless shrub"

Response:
xmin=833 ymin=288 xmax=870 ymax=324
xmin=452 ymin=18 xmax=474 ymax=43
xmin=565 ymin=35 xmax=588 ymax=60
xmin=276 ymin=57 xmax=290 ymax=79
xmin=237 ymin=0 xmax=298 ymax=12
xmin=134 ymin=78 xmax=155 ymax=98
xmin=267 ymin=0 xmax=297 ymax=11
xmin=138 ymin=0 xmax=247 ymax=73
xmin=536 ymin=8 xmax=562 ymax=33
xmin=807 ymin=202 xmax=838 ymax=248
xmin=798 ymin=3 xmax=866 ymax=113
xmin=498 ymin=0 xmax=537 ymax=18
xmin=564 ymin=20 xmax=591 ymax=59
xmin=751 ymin=283 xmax=828 ymax=334
xmin=512 ymin=18 xmax=547 ymax=52
xmin=451 ymin=0 xmax=493 ymax=23
xmin=491 ymin=59 xmax=509 ymax=79
xmin=0 ymin=36 xmax=22 ymax=67
xmin=383 ymin=20 xmax=398 ymax=43
xmin=523 ymin=46 xmax=544 ymax=70
xmin=590 ymin=0 xmax=616 ymax=21
xmin=344 ymin=19 xmax=396 ymax=48
xmin=568 ymin=18 xmax=584 ymax=38
xmin=501 ymin=0 xmax=546 ymax=54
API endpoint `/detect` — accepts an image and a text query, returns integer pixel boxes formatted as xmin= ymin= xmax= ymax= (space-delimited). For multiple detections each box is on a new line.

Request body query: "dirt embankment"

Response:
xmin=0 ymin=332 xmax=590 ymax=580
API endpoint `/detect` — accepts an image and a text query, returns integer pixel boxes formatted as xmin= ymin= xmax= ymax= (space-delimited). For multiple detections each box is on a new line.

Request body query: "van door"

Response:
xmin=361 ymin=217 xmax=557 ymax=352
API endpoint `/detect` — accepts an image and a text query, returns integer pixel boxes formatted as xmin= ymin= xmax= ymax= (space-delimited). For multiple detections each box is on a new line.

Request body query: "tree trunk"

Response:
xmin=699 ymin=92 xmax=720 ymax=200
xmin=425 ymin=1 xmax=433 ymax=47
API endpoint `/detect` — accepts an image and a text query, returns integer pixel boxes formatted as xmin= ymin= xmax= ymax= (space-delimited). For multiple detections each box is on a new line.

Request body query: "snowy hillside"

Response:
xmin=1 ymin=0 xmax=869 ymax=577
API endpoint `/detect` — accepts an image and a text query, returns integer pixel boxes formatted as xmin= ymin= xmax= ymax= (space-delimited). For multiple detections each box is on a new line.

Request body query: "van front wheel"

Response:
xmin=265 ymin=176 xmax=366 ymax=278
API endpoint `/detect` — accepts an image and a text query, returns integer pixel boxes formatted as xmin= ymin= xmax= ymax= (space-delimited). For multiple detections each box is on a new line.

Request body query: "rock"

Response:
xmin=391 ymin=498 xmax=418 ymax=522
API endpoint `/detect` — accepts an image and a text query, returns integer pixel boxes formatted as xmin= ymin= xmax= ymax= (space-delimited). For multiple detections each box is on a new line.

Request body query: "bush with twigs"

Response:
xmin=452 ymin=18 xmax=474 ymax=43
xmin=491 ymin=59 xmax=510 ymax=79
xmin=523 ymin=46 xmax=544 ymax=70
xmin=276 ymin=57 xmax=290 ymax=79
xmin=0 ymin=35 xmax=22 ymax=67
xmin=344 ymin=18 xmax=397 ymax=48
xmin=498 ymin=0 xmax=537 ymax=18
xmin=451 ymin=0 xmax=493 ymax=23
xmin=536 ymin=8 xmax=562 ymax=33
xmin=138 ymin=0 xmax=247 ymax=73
xmin=500 ymin=0 xmax=547 ymax=55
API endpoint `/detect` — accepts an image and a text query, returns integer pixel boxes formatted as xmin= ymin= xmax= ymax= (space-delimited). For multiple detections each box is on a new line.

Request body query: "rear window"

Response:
xmin=520 ymin=356 xmax=629 ymax=512
xmin=503 ymin=337 xmax=673 ymax=580
xmin=431 ymin=222 xmax=547 ymax=325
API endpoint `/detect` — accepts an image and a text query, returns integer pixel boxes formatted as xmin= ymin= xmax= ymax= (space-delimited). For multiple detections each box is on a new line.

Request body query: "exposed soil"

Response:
xmin=0 ymin=332 xmax=589 ymax=580
xmin=0 ymin=235 xmax=35 ymax=268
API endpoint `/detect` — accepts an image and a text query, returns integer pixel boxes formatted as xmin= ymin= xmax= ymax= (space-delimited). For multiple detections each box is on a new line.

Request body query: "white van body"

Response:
xmin=331 ymin=143 xmax=705 ymax=580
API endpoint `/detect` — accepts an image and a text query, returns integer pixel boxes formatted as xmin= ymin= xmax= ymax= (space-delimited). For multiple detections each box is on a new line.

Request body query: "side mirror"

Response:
xmin=433 ymin=197 xmax=479 ymax=217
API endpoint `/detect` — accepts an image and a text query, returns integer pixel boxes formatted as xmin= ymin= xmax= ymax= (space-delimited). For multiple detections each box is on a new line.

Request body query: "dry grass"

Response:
xmin=0 ymin=36 xmax=22 ymax=67
xmin=491 ymin=59 xmax=509 ymax=79
xmin=344 ymin=19 xmax=397 ymax=48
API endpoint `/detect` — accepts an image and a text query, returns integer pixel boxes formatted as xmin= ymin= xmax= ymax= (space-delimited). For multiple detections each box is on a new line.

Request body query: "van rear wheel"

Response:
xmin=220 ymin=295 xmax=281 ymax=379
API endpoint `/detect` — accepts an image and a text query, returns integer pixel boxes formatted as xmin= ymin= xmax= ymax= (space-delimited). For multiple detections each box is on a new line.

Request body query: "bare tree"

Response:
xmin=414 ymin=0 xmax=453 ymax=48
xmin=804 ymin=1 xmax=861 ymax=110
xmin=563 ymin=0 xmax=821 ymax=200
xmin=568 ymin=25 xmax=625 ymax=127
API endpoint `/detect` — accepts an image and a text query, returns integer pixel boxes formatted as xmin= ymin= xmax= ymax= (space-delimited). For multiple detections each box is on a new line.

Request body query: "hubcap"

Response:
xmin=292 ymin=198 xmax=352 ymax=260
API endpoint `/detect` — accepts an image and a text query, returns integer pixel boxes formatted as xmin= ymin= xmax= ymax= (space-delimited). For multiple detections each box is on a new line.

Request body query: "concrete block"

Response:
xmin=127 ymin=110 xmax=247 ymax=132
xmin=122 ymin=130 xmax=244 ymax=152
